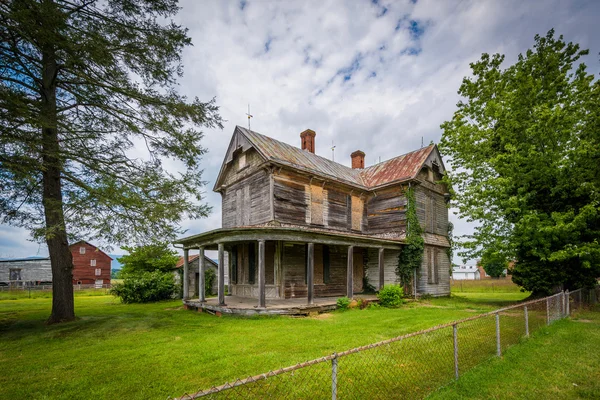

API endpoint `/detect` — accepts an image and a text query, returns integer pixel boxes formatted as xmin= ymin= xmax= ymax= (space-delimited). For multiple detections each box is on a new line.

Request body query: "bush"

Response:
xmin=336 ymin=296 xmax=351 ymax=310
xmin=377 ymin=285 xmax=405 ymax=307
xmin=110 ymin=271 xmax=177 ymax=303
xmin=204 ymin=268 xmax=216 ymax=295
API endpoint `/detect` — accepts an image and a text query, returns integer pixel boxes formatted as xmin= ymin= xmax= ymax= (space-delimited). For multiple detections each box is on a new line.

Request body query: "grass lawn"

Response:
xmin=1 ymin=290 xmax=527 ymax=400
xmin=429 ymin=309 xmax=600 ymax=399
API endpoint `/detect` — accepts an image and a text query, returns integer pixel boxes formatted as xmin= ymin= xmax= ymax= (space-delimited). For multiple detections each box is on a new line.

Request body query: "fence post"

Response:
xmin=566 ymin=290 xmax=570 ymax=316
xmin=331 ymin=353 xmax=338 ymax=400
xmin=453 ymin=324 xmax=459 ymax=379
xmin=546 ymin=297 xmax=550 ymax=325
xmin=495 ymin=312 xmax=501 ymax=357
xmin=561 ymin=291 xmax=565 ymax=317
xmin=524 ymin=306 xmax=529 ymax=337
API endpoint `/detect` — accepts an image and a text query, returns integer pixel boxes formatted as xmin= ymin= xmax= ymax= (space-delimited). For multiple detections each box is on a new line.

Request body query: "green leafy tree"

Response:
xmin=440 ymin=30 xmax=600 ymax=295
xmin=0 ymin=1 xmax=222 ymax=323
xmin=480 ymin=251 xmax=507 ymax=279
xmin=118 ymin=243 xmax=179 ymax=275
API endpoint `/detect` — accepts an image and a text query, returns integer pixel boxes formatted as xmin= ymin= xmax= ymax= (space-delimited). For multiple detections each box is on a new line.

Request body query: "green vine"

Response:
xmin=396 ymin=187 xmax=424 ymax=286
xmin=446 ymin=221 xmax=454 ymax=274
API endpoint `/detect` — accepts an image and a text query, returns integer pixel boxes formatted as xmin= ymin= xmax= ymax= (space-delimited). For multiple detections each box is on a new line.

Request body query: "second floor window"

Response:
xmin=95 ymin=268 xmax=101 ymax=276
xmin=90 ymin=259 xmax=96 ymax=267
xmin=79 ymin=247 xmax=85 ymax=254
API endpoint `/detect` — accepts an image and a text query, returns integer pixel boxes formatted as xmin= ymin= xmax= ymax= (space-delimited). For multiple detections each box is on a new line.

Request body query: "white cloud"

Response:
xmin=2 ymin=0 xmax=599 ymax=263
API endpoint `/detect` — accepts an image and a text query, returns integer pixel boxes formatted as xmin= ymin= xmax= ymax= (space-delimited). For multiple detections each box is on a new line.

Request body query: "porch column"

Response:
xmin=307 ymin=242 xmax=314 ymax=305
xmin=218 ymin=243 xmax=226 ymax=305
xmin=182 ymin=248 xmax=189 ymax=300
xmin=258 ymin=240 xmax=266 ymax=308
xmin=347 ymin=245 xmax=354 ymax=299
xmin=199 ymin=246 xmax=205 ymax=302
xmin=378 ymin=248 xmax=385 ymax=290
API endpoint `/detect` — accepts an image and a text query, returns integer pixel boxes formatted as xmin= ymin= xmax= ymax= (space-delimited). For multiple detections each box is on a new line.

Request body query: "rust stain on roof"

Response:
xmin=359 ymin=145 xmax=434 ymax=188
xmin=237 ymin=126 xmax=435 ymax=189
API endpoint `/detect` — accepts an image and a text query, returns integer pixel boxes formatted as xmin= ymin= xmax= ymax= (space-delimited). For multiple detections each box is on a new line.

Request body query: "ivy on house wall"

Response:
xmin=397 ymin=187 xmax=424 ymax=286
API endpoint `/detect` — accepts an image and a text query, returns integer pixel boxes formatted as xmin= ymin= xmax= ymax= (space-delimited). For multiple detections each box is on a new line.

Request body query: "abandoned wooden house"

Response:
xmin=174 ymin=126 xmax=451 ymax=311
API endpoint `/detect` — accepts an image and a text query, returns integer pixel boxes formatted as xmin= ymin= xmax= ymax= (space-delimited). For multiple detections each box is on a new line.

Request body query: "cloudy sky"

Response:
xmin=1 ymin=0 xmax=599 ymax=263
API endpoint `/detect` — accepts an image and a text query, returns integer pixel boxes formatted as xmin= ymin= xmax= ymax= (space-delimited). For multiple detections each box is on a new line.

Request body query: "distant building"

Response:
xmin=0 ymin=258 xmax=52 ymax=286
xmin=174 ymin=254 xmax=229 ymax=296
xmin=452 ymin=265 xmax=480 ymax=280
xmin=70 ymin=241 xmax=112 ymax=287
xmin=0 ymin=241 xmax=111 ymax=287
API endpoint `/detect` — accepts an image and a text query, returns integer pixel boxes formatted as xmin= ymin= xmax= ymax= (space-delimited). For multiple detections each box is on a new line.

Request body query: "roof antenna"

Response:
xmin=331 ymin=141 xmax=336 ymax=161
xmin=421 ymin=136 xmax=424 ymax=148
xmin=246 ymin=104 xmax=253 ymax=130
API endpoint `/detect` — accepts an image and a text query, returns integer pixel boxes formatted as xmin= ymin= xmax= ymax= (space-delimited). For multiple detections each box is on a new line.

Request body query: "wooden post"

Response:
xmin=495 ymin=312 xmax=501 ymax=357
xmin=566 ymin=290 xmax=570 ymax=316
xmin=258 ymin=240 xmax=266 ymax=308
xmin=453 ymin=324 xmax=459 ymax=379
xmin=182 ymin=248 xmax=189 ymax=300
xmin=347 ymin=246 xmax=354 ymax=299
xmin=546 ymin=297 xmax=550 ymax=325
xmin=307 ymin=242 xmax=314 ymax=305
xmin=378 ymin=248 xmax=384 ymax=290
xmin=218 ymin=243 xmax=226 ymax=306
xmin=524 ymin=306 xmax=529 ymax=337
xmin=199 ymin=246 xmax=205 ymax=302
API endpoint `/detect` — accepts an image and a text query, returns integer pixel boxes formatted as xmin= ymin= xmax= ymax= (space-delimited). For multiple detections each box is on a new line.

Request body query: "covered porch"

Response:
xmin=174 ymin=226 xmax=404 ymax=312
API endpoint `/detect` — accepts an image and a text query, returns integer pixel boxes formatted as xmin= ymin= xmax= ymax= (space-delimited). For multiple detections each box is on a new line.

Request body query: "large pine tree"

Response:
xmin=0 ymin=0 xmax=222 ymax=323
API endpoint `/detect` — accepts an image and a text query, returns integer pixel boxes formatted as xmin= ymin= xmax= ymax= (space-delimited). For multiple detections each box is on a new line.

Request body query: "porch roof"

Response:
xmin=173 ymin=226 xmax=405 ymax=251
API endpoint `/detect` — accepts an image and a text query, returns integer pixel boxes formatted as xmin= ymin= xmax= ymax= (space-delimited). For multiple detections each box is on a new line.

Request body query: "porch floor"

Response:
xmin=183 ymin=294 xmax=378 ymax=316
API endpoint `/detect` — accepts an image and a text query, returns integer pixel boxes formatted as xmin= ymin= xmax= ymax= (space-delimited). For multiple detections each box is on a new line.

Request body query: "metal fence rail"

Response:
xmin=174 ymin=288 xmax=596 ymax=400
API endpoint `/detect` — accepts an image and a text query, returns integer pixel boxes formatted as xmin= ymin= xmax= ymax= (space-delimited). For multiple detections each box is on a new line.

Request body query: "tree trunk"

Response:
xmin=41 ymin=30 xmax=75 ymax=324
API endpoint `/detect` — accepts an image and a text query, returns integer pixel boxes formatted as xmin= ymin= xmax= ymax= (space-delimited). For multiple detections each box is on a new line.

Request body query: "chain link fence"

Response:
xmin=174 ymin=288 xmax=596 ymax=400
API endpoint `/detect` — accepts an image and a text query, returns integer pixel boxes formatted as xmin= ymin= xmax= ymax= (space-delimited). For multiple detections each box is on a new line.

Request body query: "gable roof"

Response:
xmin=175 ymin=255 xmax=218 ymax=269
xmin=217 ymin=126 xmax=440 ymax=191
xmin=69 ymin=241 xmax=112 ymax=260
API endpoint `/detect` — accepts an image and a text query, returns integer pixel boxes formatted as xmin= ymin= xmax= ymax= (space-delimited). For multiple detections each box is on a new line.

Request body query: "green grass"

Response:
xmin=451 ymin=278 xmax=527 ymax=293
xmin=0 ymin=292 xmax=512 ymax=400
xmin=429 ymin=308 xmax=600 ymax=399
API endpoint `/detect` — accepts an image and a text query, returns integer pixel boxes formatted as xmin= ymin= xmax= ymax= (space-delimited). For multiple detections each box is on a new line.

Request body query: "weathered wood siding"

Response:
xmin=0 ymin=259 xmax=52 ymax=284
xmin=229 ymin=243 xmax=279 ymax=298
xmin=274 ymin=174 xmax=308 ymax=224
xmin=365 ymin=248 xmax=401 ymax=287
xmin=416 ymin=245 xmax=451 ymax=296
xmin=280 ymin=243 xmax=359 ymax=299
xmin=222 ymin=169 xmax=271 ymax=228
xmin=366 ymin=187 xmax=407 ymax=236
xmin=414 ymin=184 xmax=448 ymax=236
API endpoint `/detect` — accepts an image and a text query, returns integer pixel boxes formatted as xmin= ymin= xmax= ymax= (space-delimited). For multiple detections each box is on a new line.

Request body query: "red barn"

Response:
xmin=70 ymin=241 xmax=112 ymax=286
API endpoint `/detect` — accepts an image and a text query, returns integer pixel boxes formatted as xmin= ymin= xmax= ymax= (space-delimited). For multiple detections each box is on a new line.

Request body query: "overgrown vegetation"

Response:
xmin=396 ymin=187 xmax=424 ymax=287
xmin=377 ymin=285 xmax=405 ymax=307
xmin=336 ymin=296 xmax=351 ymax=310
xmin=480 ymin=250 xmax=508 ymax=278
xmin=118 ymin=243 xmax=180 ymax=275
xmin=204 ymin=269 xmax=216 ymax=295
xmin=110 ymin=271 xmax=177 ymax=304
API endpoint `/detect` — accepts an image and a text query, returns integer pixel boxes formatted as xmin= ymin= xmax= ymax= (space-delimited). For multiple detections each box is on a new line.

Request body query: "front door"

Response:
xmin=353 ymin=249 xmax=364 ymax=293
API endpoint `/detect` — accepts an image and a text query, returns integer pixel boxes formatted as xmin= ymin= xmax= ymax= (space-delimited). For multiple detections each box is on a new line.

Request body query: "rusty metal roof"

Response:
xmin=359 ymin=145 xmax=435 ymax=188
xmin=237 ymin=126 xmax=434 ymax=189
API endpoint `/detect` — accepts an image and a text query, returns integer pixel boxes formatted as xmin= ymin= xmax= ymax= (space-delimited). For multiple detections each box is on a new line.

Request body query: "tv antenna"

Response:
xmin=331 ymin=141 xmax=336 ymax=161
xmin=421 ymin=136 xmax=424 ymax=148
xmin=246 ymin=104 xmax=253 ymax=130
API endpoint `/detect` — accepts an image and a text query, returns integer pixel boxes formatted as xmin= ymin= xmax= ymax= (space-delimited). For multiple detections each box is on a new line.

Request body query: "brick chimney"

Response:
xmin=351 ymin=150 xmax=365 ymax=169
xmin=300 ymin=129 xmax=316 ymax=153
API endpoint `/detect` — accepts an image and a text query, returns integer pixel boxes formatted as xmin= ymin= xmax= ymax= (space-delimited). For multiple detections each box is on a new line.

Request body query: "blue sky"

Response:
xmin=1 ymin=0 xmax=599 ymax=264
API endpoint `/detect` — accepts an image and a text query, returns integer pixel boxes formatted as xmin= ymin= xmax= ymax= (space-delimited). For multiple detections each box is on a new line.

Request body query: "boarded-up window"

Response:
xmin=231 ymin=246 xmax=238 ymax=284
xmin=427 ymin=248 xmax=439 ymax=284
xmin=323 ymin=245 xmax=330 ymax=284
xmin=248 ymin=243 xmax=256 ymax=284
xmin=310 ymin=184 xmax=324 ymax=225
xmin=351 ymin=196 xmax=364 ymax=231
xmin=238 ymin=153 xmax=246 ymax=170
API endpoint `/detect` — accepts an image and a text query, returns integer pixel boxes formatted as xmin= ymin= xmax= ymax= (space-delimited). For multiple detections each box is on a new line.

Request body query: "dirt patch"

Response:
xmin=164 ymin=306 xmax=184 ymax=311
xmin=311 ymin=312 xmax=334 ymax=320
xmin=573 ymin=319 xmax=596 ymax=323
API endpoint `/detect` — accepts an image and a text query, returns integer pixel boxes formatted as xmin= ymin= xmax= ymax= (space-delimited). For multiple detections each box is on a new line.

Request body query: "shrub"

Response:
xmin=336 ymin=296 xmax=351 ymax=310
xmin=377 ymin=285 xmax=405 ymax=307
xmin=204 ymin=268 xmax=216 ymax=295
xmin=110 ymin=271 xmax=177 ymax=303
